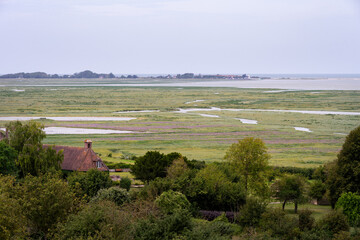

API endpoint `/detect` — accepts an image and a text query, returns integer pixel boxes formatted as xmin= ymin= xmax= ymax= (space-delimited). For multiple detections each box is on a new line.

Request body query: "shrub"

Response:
xmin=133 ymin=209 xmax=192 ymax=240
xmin=317 ymin=210 xmax=350 ymax=236
xmin=213 ymin=212 xmax=229 ymax=223
xmin=91 ymin=186 xmax=130 ymax=206
xmin=298 ymin=209 xmax=315 ymax=231
xmin=236 ymin=197 xmax=268 ymax=227
xmin=55 ymin=200 xmax=133 ymax=240
xmin=336 ymin=192 xmax=360 ymax=225
xmin=138 ymin=177 xmax=172 ymax=200
xmin=155 ymin=190 xmax=191 ymax=214
xmin=184 ymin=220 xmax=235 ymax=240
xmin=67 ymin=169 xmax=112 ymax=198
xmin=259 ymin=208 xmax=300 ymax=239
xmin=198 ymin=210 xmax=236 ymax=222
xmin=300 ymin=228 xmax=331 ymax=240
xmin=17 ymin=173 xmax=78 ymax=237
xmin=120 ymin=177 xmax=132 ymax=191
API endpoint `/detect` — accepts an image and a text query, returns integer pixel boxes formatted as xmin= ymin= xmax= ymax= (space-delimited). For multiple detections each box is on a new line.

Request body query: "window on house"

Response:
xmin=96 ymin=161 xmax=102 ymax=168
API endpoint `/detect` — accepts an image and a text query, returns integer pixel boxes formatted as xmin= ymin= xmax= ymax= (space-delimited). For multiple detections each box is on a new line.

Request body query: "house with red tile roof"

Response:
xmin=44 ymin=139 xmax=108 ymax=172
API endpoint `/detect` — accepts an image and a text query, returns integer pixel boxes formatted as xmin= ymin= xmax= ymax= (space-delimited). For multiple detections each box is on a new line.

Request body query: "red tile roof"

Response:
xmin=43 ymin=144 xmax=108 ymax=171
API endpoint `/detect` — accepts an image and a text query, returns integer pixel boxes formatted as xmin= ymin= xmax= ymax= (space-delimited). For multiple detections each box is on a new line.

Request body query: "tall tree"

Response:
xmin=326 ymin=125 xmax=360 ymax=208
xmin=5 ymin=121 xmax=63 ymax=176
xmin=272 ymin=174 xmax=308 ymax=213
xmin=224 ymin=137 xmax=270 ymax=196
xmin=335 ymin=125 xmax=360 ymax=193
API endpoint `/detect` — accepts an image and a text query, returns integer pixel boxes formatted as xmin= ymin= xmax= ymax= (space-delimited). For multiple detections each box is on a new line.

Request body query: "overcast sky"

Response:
xmin=0 ymin=0 xmax=359 ymax=74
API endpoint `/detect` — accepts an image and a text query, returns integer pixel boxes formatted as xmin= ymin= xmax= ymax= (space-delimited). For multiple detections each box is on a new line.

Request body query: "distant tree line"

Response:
xmin=0 ymin=70 xmax=116 ymax=79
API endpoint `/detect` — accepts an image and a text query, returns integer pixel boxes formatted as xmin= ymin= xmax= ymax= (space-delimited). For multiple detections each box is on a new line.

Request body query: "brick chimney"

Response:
xmin=84 ymin=139 xmax=92 ymax=149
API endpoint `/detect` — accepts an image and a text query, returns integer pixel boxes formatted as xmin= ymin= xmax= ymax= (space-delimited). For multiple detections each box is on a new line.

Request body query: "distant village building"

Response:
xmin=44 ymin=139 xmax=109 ymax=172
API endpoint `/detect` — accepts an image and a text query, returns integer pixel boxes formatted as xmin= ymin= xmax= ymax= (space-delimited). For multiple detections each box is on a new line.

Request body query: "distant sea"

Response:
xmin=125 ymin=74 xmax=360 ymax=78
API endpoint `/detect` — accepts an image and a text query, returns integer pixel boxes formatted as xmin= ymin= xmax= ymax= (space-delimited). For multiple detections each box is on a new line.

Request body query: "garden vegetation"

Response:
xmin=0 ymin=122 xmax=360 ymax=239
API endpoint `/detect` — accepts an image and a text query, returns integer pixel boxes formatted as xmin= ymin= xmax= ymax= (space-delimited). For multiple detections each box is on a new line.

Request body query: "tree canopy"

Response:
xmin=326 ymin=125 xmax=360 ymax=207
xmin=272 ymin=174 xmax=308 ymax=213
xmin=0 ymin=141 xmax=18 ymax=176
xmin=5 ymin=121 xmax=63 ymax=177
xmin=224 ymin=137 xmax=270 ymax=196
xmin=131 ymin=151 xmax=185 ymax=182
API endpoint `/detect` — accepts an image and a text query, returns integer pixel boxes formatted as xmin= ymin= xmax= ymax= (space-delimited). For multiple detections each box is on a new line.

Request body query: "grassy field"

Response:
xmin=1 ymin=79 xmax=359 ymax=168
xmin=269 ymin=203 xmax=332 ymax=220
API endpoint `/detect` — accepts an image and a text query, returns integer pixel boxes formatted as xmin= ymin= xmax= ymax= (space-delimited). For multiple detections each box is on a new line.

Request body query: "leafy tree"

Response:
xmin=259 ymin=208 xmax=300 ymax=239
xmin=166 ymin=157 xmax=188 ymax=179
xmin=18 ymin=144 xmax=63 ymax=177
xmin=236 ymin=197 xmax=268 ymax=227
xmin=336 ymin=192 xmax=360 ymax=225
xmin=91 ymin=186 xmax=130 ymax=206
xmin=224 ymin=137 xmax=270 ymax=196
xmin=5 ymin=121 xmax=63 ymax=177
xmin=187 ymin=164 xmax=245 ymax=211
xmin=16 ymin=173 xmax=78 ymax=237
xmin=327 ymin=126 xmax=360 ymax=206
xmin=272 ymin=174 xmax=308 ymax=213
xmin=298 ymin=209 xmax=315 ymax=231
xmin=155 ymin=190 xmax=191 ymax=214
xmin=0 ymin=141 xmax=18 ymax=176
xmin=5 ymin=120 xmax=45 ymax=153
xmin=131 ymin=151 xmax=176 ymax=182
xmin=0 ymin=175 xmax=27 ymax=239
xmin=55 ymin=200 xmax=133 ymax=240
xmin=68 ymin=169 xmax=112 ymax=198
xmin=309 ymin=180 xmax=326 ymax=203
xmin=133 ymin=209 xmax=192 ymax=240
xmin=119 ymin=176 xmax=132 ymax=191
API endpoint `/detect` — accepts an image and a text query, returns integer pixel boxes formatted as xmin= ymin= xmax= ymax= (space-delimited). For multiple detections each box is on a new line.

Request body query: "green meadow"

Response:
xmin=1 ymin=80 xmax=359 ymax=168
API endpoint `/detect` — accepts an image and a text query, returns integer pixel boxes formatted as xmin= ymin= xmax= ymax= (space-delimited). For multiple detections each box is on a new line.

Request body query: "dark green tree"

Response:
xmin=131 ymin=151 xmax=173 ymax=182
xmin=119 ymin=177 xmax=132 ymax=191
xmin=330 ymin=126 xmax=360 ymax=204
xmin=0 ymin=141 xmax=18 ymax=176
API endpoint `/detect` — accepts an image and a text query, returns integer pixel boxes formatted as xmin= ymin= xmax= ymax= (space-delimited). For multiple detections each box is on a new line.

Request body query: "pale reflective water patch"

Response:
xmin=198 ymin=114 xmax=219 ymax=118
xmin=0 ymin=117 xmax=136 ymax=121
xmin=12 ymin=89 xmax=25 ymax=92
xmin=175 ymin=107 xmax=360 ymax=116
xmin=175 ymin=107 xmax=221 ymax=113
xmin=334 ymin=132 xmax=347 ymax=135
xmin=294 ymin=127 xmax=312 ymax=132
xmin=235 ymin=118 xmax=258 ymax=124
xmin=185 ymin=100 xmax=205 ymax=104
xmin=263 ymin=90 xmax=295 ymax=93
xmin=115 ymin=110 xmax=159 ymax=113
xmin=44 ymin=127 xmax=133 ymax=134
